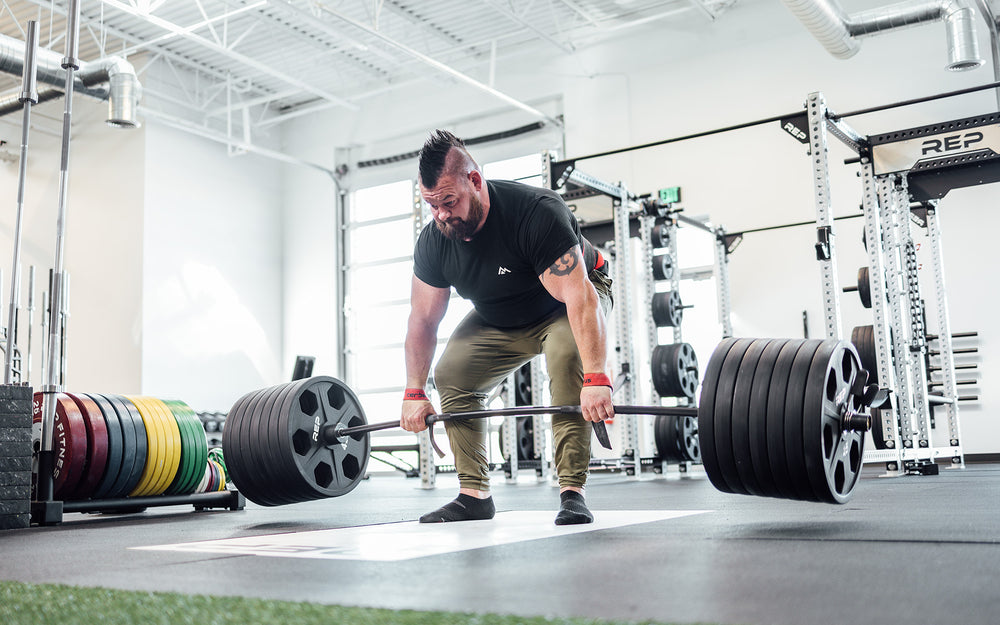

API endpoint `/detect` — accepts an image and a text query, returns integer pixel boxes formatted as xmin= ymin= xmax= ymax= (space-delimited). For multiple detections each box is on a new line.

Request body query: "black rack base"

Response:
xmin=31 ymin=490 xmax=245 ymax=526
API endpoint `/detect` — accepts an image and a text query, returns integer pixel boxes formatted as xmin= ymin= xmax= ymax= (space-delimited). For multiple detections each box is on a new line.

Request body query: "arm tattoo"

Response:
xmin=548 ymin=249 xmax=580 ymax=277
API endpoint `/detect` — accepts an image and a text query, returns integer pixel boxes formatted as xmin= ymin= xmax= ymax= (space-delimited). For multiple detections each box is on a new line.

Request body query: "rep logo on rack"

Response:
xmin=921 ymin=131 xmax=984 ymax=155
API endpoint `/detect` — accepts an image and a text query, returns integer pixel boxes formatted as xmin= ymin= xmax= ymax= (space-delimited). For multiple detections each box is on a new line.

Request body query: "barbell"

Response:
xmin=221 ymin=337 xmax=877 ymax=508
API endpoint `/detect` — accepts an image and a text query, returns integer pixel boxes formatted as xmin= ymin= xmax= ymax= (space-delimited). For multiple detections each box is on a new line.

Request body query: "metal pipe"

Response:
xmin=59 ymin=272 xmax=69 ymax=386
xmin=782 ymin=0 xmax=983 ymax=71
xmin=675 ymin=214 xmax=718 ymax=236
xmin=4 ymin=21 xmax=39 ymax=385
xmin=781 ymin=0 xmax=859 ymax=58
xmin=25 ymin=265 xmax=34 ymax=386
xmin=937 ymin=3 xmax=984 ymax=70
xmin=62 ymin=490 xmax=243 ymax=513
xmin=0 ymin=32 xmax=141 ymax=127
xmin=39 ymin=288 xmax=47 ymax=385
xmin=0 ymin=86 xmax=62 ymax=116
xmin=38 ymin=0 xmax=81 ymax=504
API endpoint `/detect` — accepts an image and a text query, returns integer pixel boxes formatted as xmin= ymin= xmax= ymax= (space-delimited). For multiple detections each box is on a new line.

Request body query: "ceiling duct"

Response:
xmin=0 ymin=86 xmax=63 ymax=116
xmin=0 ymin=32 xmax=142 ymax=127
xmin=781 ymin=0 xmax=984 ymax=71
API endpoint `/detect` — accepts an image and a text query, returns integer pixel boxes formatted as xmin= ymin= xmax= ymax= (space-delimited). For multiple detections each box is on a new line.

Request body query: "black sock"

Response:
xmin=555 ymin=490 xmax=594 ymax=525
xmin=419 ymin=494 xmax=495 ymax=523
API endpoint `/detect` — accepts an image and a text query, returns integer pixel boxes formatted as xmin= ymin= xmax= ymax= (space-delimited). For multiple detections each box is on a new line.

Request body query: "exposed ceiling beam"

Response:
xmin=20 ymin=0 xmax=265 ymax=93
xmin=100 ymin=0 xmax=360 ymax=111
xmin=317 ymin=2 xmax=562 ymax=127
xmin=379 ymin=1 xmax=468 ymax=51
xmin=555 ymin=0 xmax=602 ymax=27
xmin=686 ymin=0 xmax=718 ymax=21
xmin=480 ymin=0 xmax=576 ymax=54
xmin=205 ymin=86 xmax=302 ymax=117
xmin=586 ymin=6 xmax=694 ymax=35
xmin=266 ymin=0 xmax=398 ymax=69
xmin=118 ymin=1 xmax=267 ymax=56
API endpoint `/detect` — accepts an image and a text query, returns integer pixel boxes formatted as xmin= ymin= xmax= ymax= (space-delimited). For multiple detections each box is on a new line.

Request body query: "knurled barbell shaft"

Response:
xmin=327 ymin=404 xmax=699 ymax=443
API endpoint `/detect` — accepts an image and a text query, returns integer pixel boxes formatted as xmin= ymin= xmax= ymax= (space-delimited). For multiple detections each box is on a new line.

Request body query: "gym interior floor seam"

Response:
xmin=2 ymin=464 xmax=998 ymax=625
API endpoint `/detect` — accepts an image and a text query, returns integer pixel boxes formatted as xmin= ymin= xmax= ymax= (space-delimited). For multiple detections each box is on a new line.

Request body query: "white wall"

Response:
xmin=0 ymin=97 xmax=287 ymax=417
xmin=281 ymin=3 xmax=1000 ymax=453
xmin=280 ymin=132 xmax=339 ymax=381
xmin=0 ymin=96 xmax=144 ymax=394
xmin=142 ymin=122 xmax=284 ymax=412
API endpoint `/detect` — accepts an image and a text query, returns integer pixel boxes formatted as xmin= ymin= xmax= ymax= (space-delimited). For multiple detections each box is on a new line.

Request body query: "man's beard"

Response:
xmin=435 ymin=194 xmax=484 ymax=241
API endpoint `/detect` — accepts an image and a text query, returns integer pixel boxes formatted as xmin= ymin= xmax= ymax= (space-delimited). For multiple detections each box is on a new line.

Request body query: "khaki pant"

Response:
xmin=433 ymin=270 xmax=613 ymax=491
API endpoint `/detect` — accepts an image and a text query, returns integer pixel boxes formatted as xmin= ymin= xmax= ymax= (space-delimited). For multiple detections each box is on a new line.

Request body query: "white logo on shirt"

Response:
xmin=498 ymin=266 xmax=511 ymax=275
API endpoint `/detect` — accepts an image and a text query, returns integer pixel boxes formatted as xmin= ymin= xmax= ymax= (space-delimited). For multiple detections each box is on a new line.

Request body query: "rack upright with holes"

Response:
xmin=407 ymin=180 xmax=439 ymax=489
xmin=859 ymin=111 xmax=991 ymax=470
xmin=546 ymin=154 xmax=646 ymax=475
xmin=804 ymin=92 xmax=973 ymax=474
xmin=638 ymin=199 xmax=736 ymax=473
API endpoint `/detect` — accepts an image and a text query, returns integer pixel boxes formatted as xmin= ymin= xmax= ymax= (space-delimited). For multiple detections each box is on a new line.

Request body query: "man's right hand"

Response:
xmin=401 ymin=400 xmax=436 ymax=432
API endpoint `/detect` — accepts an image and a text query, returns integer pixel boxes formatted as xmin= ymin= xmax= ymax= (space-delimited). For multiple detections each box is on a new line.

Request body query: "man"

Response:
xmin=400 ymin=130 xmax=615 ymax=525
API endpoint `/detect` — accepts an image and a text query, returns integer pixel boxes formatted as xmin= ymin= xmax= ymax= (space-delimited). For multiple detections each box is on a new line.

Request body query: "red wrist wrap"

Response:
xmin=582 ymin=373 xmax=613 ymax=388
xmin=404 ymin=388 xmax=428 ymax=401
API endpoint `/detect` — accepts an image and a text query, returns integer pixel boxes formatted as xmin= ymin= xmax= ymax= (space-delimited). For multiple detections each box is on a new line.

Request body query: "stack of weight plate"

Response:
xmin=850 ymin=325 xmax=879 ymax=380
xmin=1 ymin=386 xmax=32 ymax=530
xmin=652 ymin=253 xmax=674 ymax=282
xmin=651 ymin=291 xmax=683 ymax=328
xmin=849 ymin=326 xmax=893 ymax=450
xmin=192 ymin=455 xmax=228 ymax=493
xmin=223 ymin=376 xmax=370 ymax=506
xmin=651 ymin=343 xmax=699 ymax=400
xmin=856 ymin=267 xmax=872 ymax=309
xmin=31 ymin=393 xmax=208 ymax=501
xmin=651 ymin=222 xmax=671 ymax=249
xmin=698 ymin=338 xmax=867 ymax=504
xmin=653 ymin=412 xmax=700 ymax=463
xmin=499 ymin=416 xmax=537 ymax=461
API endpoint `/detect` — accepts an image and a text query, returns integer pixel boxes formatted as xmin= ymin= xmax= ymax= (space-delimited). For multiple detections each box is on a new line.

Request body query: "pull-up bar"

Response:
xmin=561 ymin=80 xmax=1000 ymax=164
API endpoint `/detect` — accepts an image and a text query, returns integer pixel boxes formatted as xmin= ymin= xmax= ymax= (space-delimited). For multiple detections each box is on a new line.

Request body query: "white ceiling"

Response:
xmin=0 ymin=0 xmax=740 ymax=141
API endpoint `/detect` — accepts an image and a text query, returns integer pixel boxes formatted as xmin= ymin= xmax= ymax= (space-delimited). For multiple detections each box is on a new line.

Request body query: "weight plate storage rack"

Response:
xmin=30 ymin=391 xmax=243 ymax=525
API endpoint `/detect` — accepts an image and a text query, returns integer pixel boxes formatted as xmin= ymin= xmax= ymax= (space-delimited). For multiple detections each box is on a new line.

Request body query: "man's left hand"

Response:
xmin=580 ymin=385 xmax=614 ymax=423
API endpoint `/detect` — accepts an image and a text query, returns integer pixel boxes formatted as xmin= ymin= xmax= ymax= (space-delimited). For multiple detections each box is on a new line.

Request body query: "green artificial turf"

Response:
xmin=0 ymin=580 xmax=693 ymax=625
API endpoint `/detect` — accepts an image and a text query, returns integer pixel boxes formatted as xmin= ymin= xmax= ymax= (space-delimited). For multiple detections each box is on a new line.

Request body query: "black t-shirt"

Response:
xmin=413 ymin=179 xmax=597 ymax=328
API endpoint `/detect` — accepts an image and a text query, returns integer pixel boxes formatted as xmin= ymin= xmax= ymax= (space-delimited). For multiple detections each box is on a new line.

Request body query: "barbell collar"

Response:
xmin=841 ymin=410 xmax=872 ymax=432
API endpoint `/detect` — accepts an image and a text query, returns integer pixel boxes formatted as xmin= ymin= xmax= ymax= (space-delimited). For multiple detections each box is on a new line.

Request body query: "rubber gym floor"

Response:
xmin=1 ymin=462 xmax=997 ymax=625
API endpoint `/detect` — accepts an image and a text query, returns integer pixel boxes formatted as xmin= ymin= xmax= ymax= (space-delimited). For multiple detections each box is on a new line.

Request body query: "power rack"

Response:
xmin=801 ymin=92 xmax=981 ymax=473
